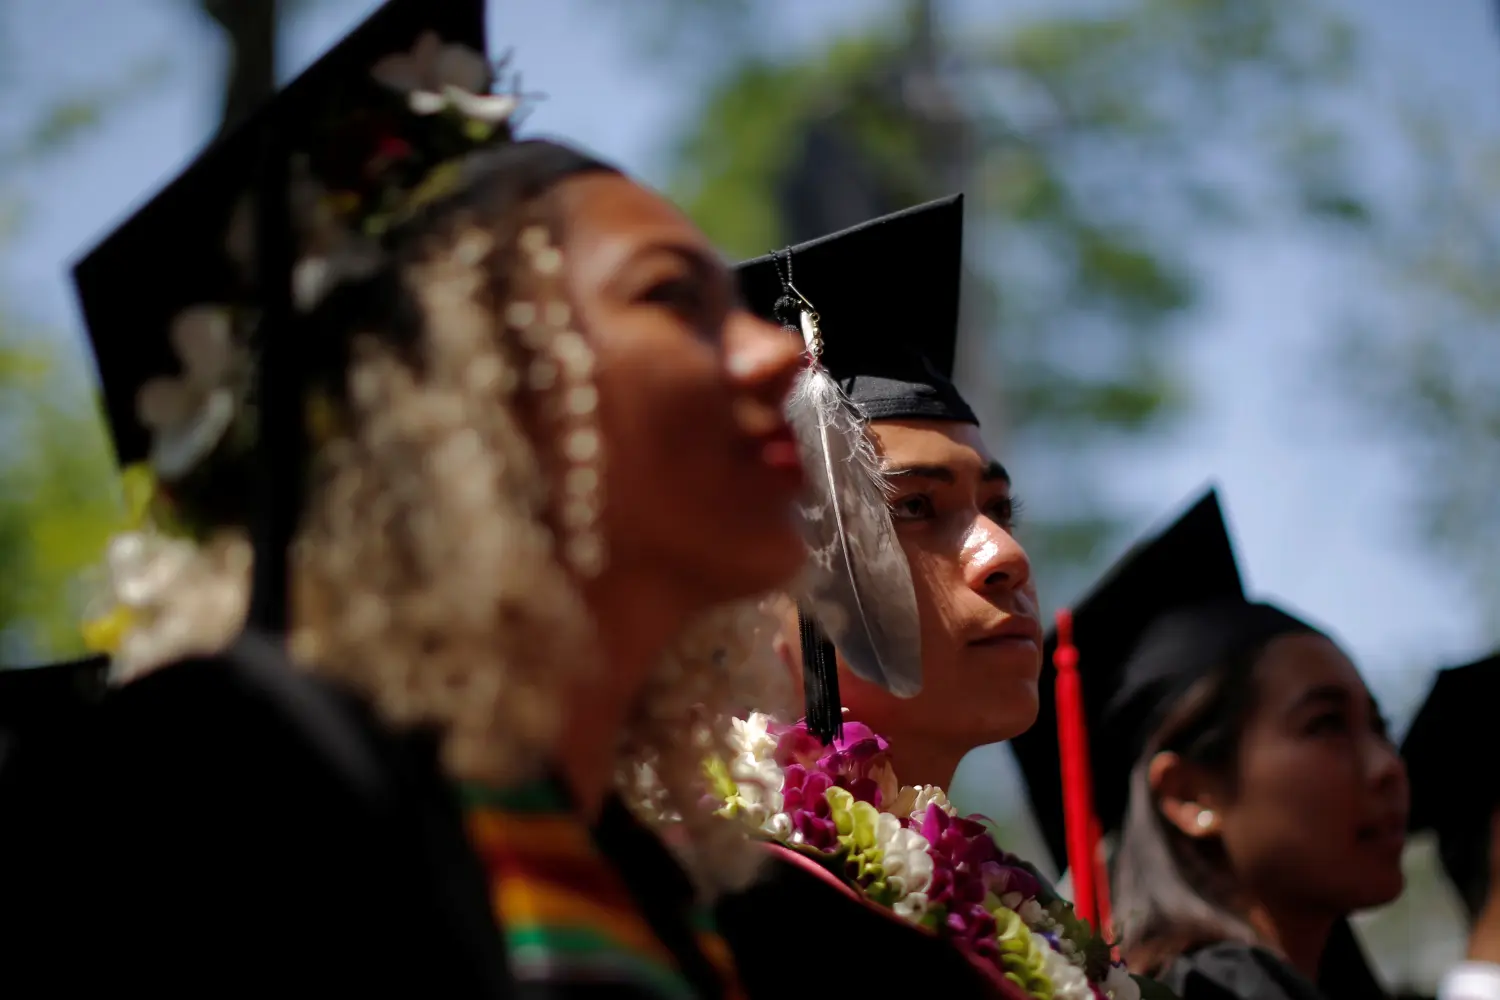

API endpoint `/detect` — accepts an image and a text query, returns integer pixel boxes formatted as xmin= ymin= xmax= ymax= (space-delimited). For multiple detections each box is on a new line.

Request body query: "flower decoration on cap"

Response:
xmin=129 ymin=29 xmax=533 ymax=496
xmin=290 ymin=36 xmax=532 ymax=313
xmin=83 ymin=26 xmax=562 ymax=671
xmin=371 ymin=31 xmax=521 ymax=124
xmin=688 ymin=711 xmax=1147 ymax=1000
xmin=134 ymin=306 xmax=243 ymax=480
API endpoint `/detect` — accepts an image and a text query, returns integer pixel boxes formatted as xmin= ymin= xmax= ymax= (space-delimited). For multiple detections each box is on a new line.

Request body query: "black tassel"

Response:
xmin=799 ymin=607 xmax=842 ymax=745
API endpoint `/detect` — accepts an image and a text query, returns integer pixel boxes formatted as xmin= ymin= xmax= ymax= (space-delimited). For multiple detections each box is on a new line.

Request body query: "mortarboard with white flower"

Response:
xmin=71 ymin=0 xmax=538 ymax=659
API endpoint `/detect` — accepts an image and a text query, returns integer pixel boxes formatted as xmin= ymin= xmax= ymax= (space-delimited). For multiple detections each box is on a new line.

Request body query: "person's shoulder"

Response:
xmin=81 ymin=630 xmax=407 ymax=810
xmin=1164 ymin=940 xmax=1321 ymax=1000
xmin=716 ymin=842 xmax=1023 ymax=999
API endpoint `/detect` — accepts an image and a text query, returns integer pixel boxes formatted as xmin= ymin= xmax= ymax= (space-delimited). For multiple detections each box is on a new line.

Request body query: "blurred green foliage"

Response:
xmin=0 ymin=341 xmax=122 ymax=663
xmin=0 ymin=0 xmax=340 ymax=666
xmin=0 ymin=23 xmax=172 ymax=665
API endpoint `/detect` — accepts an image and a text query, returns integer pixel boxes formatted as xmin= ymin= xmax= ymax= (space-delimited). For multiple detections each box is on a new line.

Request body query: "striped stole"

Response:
xmin=463 ymin=781 xmax=744 ymax=999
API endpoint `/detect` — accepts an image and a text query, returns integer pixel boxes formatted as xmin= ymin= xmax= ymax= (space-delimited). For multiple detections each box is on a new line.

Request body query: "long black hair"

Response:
xmin=1113 ymin=637 xmax=1277 ymax=975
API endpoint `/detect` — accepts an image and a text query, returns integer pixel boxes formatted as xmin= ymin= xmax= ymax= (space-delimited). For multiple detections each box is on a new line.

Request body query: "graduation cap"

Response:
xmin=1402 ymin=650 xmax=1500 ymax=918
xmin=736 ymin=194 xmax=976 ymax=427
xmin=1009 ymin=488 xmax=1320 ymax=879
xmin=71 ymin=0 xmax=611 ymax=638
xmin=733 ymin=197 xmax=967 ymax=741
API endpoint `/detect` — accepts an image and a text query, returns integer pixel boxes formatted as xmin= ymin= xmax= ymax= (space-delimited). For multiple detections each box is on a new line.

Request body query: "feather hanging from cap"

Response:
xmin=772 ymin=252 xmax=922 ymax=746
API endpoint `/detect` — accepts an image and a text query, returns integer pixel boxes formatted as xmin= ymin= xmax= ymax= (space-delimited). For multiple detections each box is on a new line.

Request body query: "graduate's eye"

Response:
xmin=984 ymin=494 xmax=1023 ymax=531
xmin=890 ymin=494 xmax=935 ymax=521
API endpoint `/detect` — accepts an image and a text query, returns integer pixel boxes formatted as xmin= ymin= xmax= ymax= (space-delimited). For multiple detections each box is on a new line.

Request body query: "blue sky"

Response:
xmin=4 ymin=0 xmax=1498 ymax=856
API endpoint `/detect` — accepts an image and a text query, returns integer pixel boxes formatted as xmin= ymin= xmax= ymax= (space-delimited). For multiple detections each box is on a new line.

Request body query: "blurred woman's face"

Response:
xmin=553 ymin=174 xmax=807 ymax=603
xmin=1215 ymin=634 xmax=1408 ymax=915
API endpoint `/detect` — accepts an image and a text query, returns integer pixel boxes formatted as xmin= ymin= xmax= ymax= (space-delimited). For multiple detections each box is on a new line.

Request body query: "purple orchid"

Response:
xmin=771 ymin=723 xmax=826 ymax=771
xmin=780 ymin=763 xmax=840 ymax=851
xmin=986 ymin=861 xmax=1044 ymax=902
xmin=773 ymin=719 xmax=897 ymax=808
xmin=945 ymin=901 xmax=1001 ymax=960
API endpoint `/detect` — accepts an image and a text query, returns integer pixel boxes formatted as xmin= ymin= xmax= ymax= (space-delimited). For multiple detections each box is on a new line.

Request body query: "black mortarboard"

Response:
xmin=74 ymin=0 xmax=488 ymax=473
xmin=1402 ymin=651 xmax=1500 ymax=918
xmin=72 ymin=0 xmax=488 ymax=634
xmin=1010 ymin=487 xmax=1320 ymax=874
xmin=71 ymin=0 xmax=611 ymax=636
xmin=735 ymin=198 xmax=965 ymax=741
xmin=736 ymin=194 xmax=976 ymax=426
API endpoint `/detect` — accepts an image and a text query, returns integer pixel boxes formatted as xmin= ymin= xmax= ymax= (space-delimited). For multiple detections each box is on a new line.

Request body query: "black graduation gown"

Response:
xmin=715 ymin=846 xmax=1022 ymax=998
xmin=1161 ymin=943 xmax=1329 ymax=1000
xmin=1161 ymin=928 xmax=1388 ymax=1000
xmin=0 ymin=631 xmax=727 ymax=999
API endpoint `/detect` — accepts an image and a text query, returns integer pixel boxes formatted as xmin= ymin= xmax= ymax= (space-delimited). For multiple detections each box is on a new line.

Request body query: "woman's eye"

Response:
xmin=1307 ymin=712 xmax=1349 ymax=736
xmin=642 ymin=278 xmax=704 ymax=314
xmin=890 ymin=495 xmax=935 ymax=521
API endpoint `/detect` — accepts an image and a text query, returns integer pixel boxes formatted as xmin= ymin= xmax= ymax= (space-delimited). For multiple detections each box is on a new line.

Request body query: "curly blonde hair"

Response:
xmin=97 ymin=154 xmax=793 ymax=895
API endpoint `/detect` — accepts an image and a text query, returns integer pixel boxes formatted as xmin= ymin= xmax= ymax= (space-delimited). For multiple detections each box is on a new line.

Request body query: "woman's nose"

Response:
xmin=725 ymin=312 xmax=803 ymax=406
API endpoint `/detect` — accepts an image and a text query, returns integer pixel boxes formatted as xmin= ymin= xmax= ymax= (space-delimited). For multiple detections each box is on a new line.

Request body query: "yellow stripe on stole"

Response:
xmin=695 ymin=931 xmax=746 ymax=1000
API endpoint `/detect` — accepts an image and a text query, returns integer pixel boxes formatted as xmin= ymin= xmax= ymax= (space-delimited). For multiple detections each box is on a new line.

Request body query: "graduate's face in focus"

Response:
xmin=1211 ymin=635 xmax=1408 ymax=914
xmin=552 ymin=174 xmax=806 ymax=603
xmin=834 ymin=420 xmax=1042 ymax=750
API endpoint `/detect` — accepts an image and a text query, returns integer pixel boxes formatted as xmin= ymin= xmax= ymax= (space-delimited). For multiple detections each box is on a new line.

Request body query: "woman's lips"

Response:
xmin=755 ymin=422 xmax=805 ymax=486
xmin=1355 ymin=817 xmax=1407 ymax=854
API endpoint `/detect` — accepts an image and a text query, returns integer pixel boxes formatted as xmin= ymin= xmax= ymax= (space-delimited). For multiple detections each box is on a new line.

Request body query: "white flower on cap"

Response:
xmin=134 ymin=306 xmax=237 ymax=479
xmin=288 ymin=167 xmax=382 ymax=312
xmin=371 ymin=31 xmax=519 ymax=124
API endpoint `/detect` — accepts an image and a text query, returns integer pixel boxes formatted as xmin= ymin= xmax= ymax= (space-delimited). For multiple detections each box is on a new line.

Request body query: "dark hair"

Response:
xmin=1112 ymin=635 xmax=1285 ymax=976
xmin=304 ymin=140 xmax=616 ymax=395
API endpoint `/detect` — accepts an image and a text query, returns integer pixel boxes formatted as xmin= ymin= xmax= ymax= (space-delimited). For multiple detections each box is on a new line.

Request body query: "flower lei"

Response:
xmin=709 ymin=713 xmax=1143 ymax=1000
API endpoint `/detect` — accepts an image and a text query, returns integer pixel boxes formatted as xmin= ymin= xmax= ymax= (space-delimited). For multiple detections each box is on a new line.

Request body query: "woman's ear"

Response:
xmin=1148 ymin=750 xmax=1224 ymax=839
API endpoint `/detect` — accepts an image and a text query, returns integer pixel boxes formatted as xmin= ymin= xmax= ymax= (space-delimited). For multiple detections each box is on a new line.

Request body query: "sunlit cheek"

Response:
xmin=907 ymin=550 xmax=962 ymax=635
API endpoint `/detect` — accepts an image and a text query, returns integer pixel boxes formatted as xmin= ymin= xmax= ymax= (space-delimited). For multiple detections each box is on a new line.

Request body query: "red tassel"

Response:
xmin=1053 ymin=608 xmax=1099 ymax=930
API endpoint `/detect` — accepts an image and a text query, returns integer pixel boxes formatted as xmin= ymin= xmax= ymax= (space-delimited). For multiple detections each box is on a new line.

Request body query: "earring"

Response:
xmin=1195 ymin=809 xmax=1215 ymax=830
xmin=513 ymin=224 xmax=605 ymax=579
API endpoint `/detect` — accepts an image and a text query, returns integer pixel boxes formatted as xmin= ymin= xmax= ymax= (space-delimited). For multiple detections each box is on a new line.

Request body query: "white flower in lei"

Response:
xmin=722 ymin=713 xmax=786 ymax=829
xmin=872 ymin=812 xmax=934 ymax=920
xmin=134 ymin=306 xmax=237 ymax=479
xmin=889 ymin=783 xmax=956 ymax=825
xmin=724 ymin=757 xmax=784 ymax=828
xmin=728 ymin=713 xmax=779 ymax=763
xmin=371 ymin=31 xmax=519 ymax=123
xmin=1041 ymin=942 xmax=1096 ymax=1000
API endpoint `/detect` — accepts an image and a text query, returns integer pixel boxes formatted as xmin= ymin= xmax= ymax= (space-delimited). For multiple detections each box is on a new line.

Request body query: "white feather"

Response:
xmin=786 ymin=310 xmax=922 ymax=697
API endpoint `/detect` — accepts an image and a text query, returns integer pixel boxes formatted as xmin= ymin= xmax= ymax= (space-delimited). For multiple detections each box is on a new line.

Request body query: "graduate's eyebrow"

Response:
xmin=882 ymin=461 xmax=1010 ymax=485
